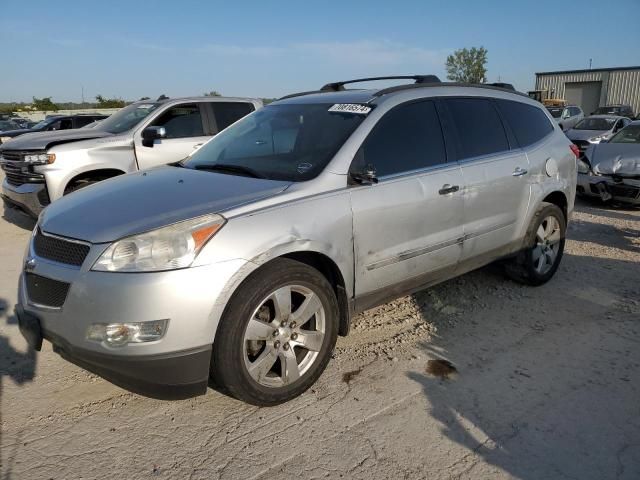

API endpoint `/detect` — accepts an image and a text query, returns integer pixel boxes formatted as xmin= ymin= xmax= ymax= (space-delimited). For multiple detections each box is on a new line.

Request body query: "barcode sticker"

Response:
xmin=328 ymin=104 xmax=372 ymax=115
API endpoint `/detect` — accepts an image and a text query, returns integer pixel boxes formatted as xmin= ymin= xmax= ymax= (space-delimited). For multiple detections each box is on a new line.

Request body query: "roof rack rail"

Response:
xmin=486 ymin=82 xmax=515 ymax=91
xmin=320 ymin=75 xmax=441 ymax=92
xmin=374 ymin=81 xmax=527 ymax=98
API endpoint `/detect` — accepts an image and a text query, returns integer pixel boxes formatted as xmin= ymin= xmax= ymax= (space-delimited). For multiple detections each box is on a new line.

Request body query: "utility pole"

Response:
xmin=81 ymin=85 xmax=85 ymax=105
xmin=589 ymin=58 xmax=592 ymax=70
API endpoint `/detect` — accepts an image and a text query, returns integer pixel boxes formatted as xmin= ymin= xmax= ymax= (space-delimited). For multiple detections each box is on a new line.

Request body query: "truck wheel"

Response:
xmin=505 ymin=202 xmax=566 ymax=286
xmin=211 ymin=258 xmax=339 ymax=406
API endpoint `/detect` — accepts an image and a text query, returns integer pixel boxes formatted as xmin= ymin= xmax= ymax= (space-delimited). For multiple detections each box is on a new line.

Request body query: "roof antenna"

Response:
xmin=157 ymin=94 xmax=169 ymax=101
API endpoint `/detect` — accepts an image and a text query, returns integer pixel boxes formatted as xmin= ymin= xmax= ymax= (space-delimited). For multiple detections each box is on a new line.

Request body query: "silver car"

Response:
xmin=16 ymin=76 xmax=577 ymax=405
xmin=577 ymin=121 xmax=640 ymax=205
xmin=546 ymin=105 xmax=584 ymax=131
xmin=566 ymin=115 xmax=632 ymax=156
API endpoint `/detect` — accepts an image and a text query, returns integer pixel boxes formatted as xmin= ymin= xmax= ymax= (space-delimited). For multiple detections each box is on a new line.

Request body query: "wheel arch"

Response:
xmin=64 ymin=168 xmax=126 ymax=194
xmin=542 ymin=190 xmax=568 ymax=221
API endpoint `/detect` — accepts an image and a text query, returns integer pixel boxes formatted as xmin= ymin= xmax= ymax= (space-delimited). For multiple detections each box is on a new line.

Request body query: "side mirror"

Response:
xmin=350 ymin=163 xmax=378 ymax=185
xmin=142 ymin=126 xmax=166 ymax=147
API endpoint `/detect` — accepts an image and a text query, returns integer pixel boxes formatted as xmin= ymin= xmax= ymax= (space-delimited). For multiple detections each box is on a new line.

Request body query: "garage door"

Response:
xmin=565 ymin=81 xmax=602 ymax=115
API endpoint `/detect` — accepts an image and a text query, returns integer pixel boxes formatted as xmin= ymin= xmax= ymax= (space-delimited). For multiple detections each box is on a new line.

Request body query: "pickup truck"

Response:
xmin=1 ymin=96 xmax=262 ymax=217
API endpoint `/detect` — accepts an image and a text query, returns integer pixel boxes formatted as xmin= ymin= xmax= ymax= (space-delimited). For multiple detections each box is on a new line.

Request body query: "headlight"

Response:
xmin=24 ymin=153 xmax=56 ymax=164
xmin=92 ymin=213 xmax=226 ymax=272
xmin=0 ymin=136 xmax=12 ymax=144
xmin=588 ymin=134 xmax=610 ymax=144
xmin=577 ymin=159 xmax=590 ymax=174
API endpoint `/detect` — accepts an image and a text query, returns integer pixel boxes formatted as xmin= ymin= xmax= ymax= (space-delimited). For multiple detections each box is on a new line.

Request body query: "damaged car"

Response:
xmin=577 ymin=121 xmax=640 ymax=205
xmin=566 ymin=115 xmax=631 ymax=156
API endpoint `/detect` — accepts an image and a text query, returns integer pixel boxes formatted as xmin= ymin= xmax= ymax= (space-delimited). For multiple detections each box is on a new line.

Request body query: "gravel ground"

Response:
xmin=1 ymin=193 xmax=639 ymax=480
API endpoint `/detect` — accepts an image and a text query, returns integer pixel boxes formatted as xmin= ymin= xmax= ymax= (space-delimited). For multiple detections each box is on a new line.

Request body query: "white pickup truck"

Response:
xmin=0 ymin=96 xmax=262 ymax=217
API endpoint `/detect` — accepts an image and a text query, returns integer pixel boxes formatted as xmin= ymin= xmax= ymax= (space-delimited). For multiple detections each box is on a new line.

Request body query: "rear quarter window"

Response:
xmin=496 ymin=99 xmax=554 ymax=148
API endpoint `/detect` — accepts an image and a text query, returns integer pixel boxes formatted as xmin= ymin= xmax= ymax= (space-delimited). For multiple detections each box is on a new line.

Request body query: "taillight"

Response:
xmin=570 ymin=144 xmax=580 ymax=158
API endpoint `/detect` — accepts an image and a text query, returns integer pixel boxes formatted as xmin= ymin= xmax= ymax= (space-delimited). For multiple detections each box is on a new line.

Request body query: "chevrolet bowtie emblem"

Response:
xmin=24 ymin=257 xmax=37 ymax=272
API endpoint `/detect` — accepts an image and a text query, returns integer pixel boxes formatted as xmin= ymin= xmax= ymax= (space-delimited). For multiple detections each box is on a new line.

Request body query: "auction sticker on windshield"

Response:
xmin=328 ymin=104 xmax=372 ymax=114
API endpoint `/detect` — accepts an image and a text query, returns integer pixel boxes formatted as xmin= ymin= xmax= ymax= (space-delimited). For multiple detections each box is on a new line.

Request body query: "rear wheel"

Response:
xmin=505 ymin=203 xmax=566 ymax=286
xmin=211 ymin=258 xmax=339 ymax=406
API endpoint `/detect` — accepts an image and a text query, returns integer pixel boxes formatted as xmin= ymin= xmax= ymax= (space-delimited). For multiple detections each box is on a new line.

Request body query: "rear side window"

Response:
xmin=74 ymin=116 xmax=96 ymax=128
xmin=444 ymin=98 xmax=509 ymax=160
xmin=150 ymin=103 xmax=205 ymax=138
xmin=212 ymin=102 xmax=255 ymax=131
xmin=496 ymin=99 xmax=554 ymax=148
xmin=357 ymin=100 xmax=446 ymax=177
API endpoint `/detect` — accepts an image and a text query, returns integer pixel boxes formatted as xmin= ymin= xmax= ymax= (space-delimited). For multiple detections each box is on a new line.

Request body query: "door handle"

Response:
xmin=438 ymin=184 xmax=460 ymax=195
xmin=512 ymin=167 xmax=528 ymax=177
xmin=193 ymin=143 xmax=204 ymax=149
xmin=255 ymin=140 xmax=267 ymax=145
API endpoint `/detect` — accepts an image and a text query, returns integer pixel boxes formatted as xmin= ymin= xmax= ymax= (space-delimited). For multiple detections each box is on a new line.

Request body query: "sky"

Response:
xmin=2 ymin=0 xmax=639 ymax=103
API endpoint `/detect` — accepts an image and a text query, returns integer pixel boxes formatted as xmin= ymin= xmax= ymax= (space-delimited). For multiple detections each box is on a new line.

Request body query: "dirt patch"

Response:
xmin=425 ymin=359 xmax=458 ymax=379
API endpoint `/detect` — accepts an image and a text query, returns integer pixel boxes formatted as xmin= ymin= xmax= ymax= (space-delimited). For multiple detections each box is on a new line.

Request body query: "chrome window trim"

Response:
xmin=377 ymin=162 xmax=459 ymax=182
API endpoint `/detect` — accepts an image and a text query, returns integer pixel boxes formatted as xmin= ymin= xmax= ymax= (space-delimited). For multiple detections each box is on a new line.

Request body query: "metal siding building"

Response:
xmin=535 ymin=66 xmax=640 ymax=115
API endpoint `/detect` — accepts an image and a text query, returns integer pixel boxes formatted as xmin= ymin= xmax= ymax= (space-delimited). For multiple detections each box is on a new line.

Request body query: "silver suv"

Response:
xmin=16 ymin=76 xmax=577 ymax=405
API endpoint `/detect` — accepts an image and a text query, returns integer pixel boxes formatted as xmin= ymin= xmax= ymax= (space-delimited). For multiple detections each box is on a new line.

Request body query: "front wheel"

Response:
xmin=211 ymin=258 xmax=339 ymax=406
xmin=505 ymin=203 xmax=566 ymax=286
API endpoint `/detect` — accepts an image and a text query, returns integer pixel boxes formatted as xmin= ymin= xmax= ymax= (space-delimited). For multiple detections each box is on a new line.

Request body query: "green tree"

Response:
xmin=204 ymin=90 xmax=221 ymax=97
xmin=95 ymin=95 xmax=126 ymax=108
xmin=32 ymin=96 xmax=59 ymax=112
xmin=445 ymin=47 xmax=488 ymax=83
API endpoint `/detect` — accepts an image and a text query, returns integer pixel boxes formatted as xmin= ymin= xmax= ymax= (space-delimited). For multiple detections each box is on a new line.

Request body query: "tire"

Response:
xmin=211 ymin=258 xmax=339 ymax=406
xmin=505 ymin=202 xmax=566 ymax=286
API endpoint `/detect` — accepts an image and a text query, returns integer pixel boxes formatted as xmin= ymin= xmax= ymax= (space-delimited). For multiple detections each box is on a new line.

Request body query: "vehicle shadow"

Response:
xmin=568 ymin=217 xmax=639 ymax=254
xmin=0 ymin=299 xmax=37 ymax=480
xmin=575 ymin=196 xmax=640 ymax=220
xmin=1 ymin=206 xmax=36 ymax=232
xmin=405 ymin=252 xmax=640 ymax=479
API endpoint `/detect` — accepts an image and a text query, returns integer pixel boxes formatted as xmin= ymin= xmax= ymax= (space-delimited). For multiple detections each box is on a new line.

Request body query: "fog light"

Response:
xmin=86 ymin=319 xmax=168 ymax=347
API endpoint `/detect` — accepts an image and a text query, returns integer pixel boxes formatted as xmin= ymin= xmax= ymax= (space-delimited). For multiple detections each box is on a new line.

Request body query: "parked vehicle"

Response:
xmin=1 ymin=97 xmax=262 ymax=217
xmin=577 ymin=121 xmax=640 ymax=205
xmin=0 ymin=114 xmax=108 ymax=144
xmin=14 ymin=75 xmax=576 ymax=405
xmin=566 ymin=115 xmax=632 ymax=156
xmin=0 ymin=120 xmax=20 ymax=132
xmin=592 ymin=104 xmax=635 ymax=119
xmin=546 ymin=105 xmax=584 ymax=131
xmin=9 ymin=117 xmax=30 ymax=129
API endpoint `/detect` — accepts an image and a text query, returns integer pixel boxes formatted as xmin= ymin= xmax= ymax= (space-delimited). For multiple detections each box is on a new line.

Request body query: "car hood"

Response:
xmin=0 ymin=129 xmax=114 ymax=151
xmin=588 ymin=143 xmax=640 ymax=178
xmin=566 ymin=129 xmax=610 ymax=141
xmin=40 ymin=166 xmax=292 ymax=243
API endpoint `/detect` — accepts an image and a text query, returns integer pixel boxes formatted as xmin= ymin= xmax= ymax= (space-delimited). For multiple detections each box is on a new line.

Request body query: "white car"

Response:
xmin=0 ymin=96 xmax=262 ymax=217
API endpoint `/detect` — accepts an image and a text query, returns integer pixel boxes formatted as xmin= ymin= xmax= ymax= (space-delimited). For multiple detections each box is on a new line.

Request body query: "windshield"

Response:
xmin=608 ymin=124 xmax=640 ymax=144
xmin=547 ymin=107 xmax=563 ymax=118
xmin=574 ymin=117 xmax=616 ymax=130
xmin=95 ymin=102 xmax=162 ymax=134
xmin=184 ymin=103 xmax=367 ymax=181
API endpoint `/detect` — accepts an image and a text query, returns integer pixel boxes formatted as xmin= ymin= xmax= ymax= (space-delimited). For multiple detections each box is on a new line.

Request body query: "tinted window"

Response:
xmin=496 ymin=99 xmax=554 ymax=147
xmin=74 ymin=116 xmax=97 ymax=128
xmin=445 ymin=98 xmax=509 ymax=159
xmin=357 ymin=100 xmax=446 ymax=177
xmin=212 ymin=102 xmax=254 ymax=131
xmin=150 ymin=104 xmax=204 ymax=138
xmin=547 ymin=107 xmax=563 ymax=118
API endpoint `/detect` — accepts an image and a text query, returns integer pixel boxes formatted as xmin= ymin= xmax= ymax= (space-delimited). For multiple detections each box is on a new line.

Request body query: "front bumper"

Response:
xmin=1 ymin=178 xmax=49 ymax=217
xmin=17 ymin=233 xmax=252 ymax=398
xmin=16 ymin=304 xmax=211 ymax=399
xmin=577 ymin=172 xmax=640 ymax=205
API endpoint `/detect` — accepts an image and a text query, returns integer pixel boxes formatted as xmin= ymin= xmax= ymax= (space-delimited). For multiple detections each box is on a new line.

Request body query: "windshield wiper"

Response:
xmin=193 ymin=163 xmax=266 ymax=179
